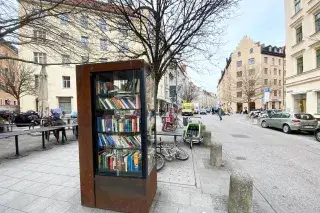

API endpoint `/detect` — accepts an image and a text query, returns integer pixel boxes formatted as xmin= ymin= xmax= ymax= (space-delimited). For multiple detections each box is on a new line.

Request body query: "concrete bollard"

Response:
xmin=228 ymin=171 xmax=253 ymax=213
xmin=210 ymin=141 xmax=222 ymax=167
xmin=202 ymin=131 xmax=211 ymax=147
xmin=201 ymin=124 xmax=206 ymax=132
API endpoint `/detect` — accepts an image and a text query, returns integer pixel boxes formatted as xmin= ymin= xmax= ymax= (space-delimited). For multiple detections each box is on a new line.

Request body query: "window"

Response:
xmin=272 ymin=102 xmax=275 ymax=109
xmin=274 ymin=79 xmax=277 ymax=85
xmin=81 ymin=56 xmax=89 ymax=63
xmin=236 ymin=60 xmax=242 ymax=67
xmin=264 ymin=68 xmax=268 ymax=75
xmin=237 ymin=91 xmax=242 ymax=98
xmin=249 ymin=80 xmax=255 ymax=86
xmin=297 ymin=56 xmax=303 ymax=74
xmin=62 ymin=76 xmax=70 ymax=88
xmin=62 ymin=55 xmax=70 ymax=65
xmin=100 ymin=39 xmax=107 ymax=51
xmin=237 ymin=81 xmax=242 ymax=88
xmin=237 ymin=71 xmax=242 ymax=77
xmin=316 ymin=12 xmax=320 ymax=33
xmin=248 ymin=58 xmax=255 ymax=65
xmin=296 ymin=26 xmax=303 ymax=43
xmin=279 ymin=90 xmax=282 ymax=97
xmin=59 ymin=97 xmax=72 ymax=114
xmin=264 ymin=57 xmax=268 ymax=63
xmin=274 ymin=68 xmax=277 ymax=75
xmin=98 ymin=19 xmax=106 ymax=31
xmin=33 ymin=52 xmax=47 ymax=64
xmin=250 ymin=48 xmax=253 ymax=54
xmin=120 ymin=41 xmax=129 ymax=52
xmin=60 ymin=14 xmax=68 ymax=25
xmin=279 ymin=70 xmax=281 ymax=75
xmin=317 ymin=49 xmax=320 ymax=67
xmin=279 ymin=59 xmax=281 ymax=65
xmin=13 ymin=101 xmax=16 ymax=105
xmin=279 ymin=80 xmax=282 ymax=85
xmin=294 ymin=0 xmax=301 ymax=14
xmin=100 ymin=58 xmax=108 ymax=62
xmin=35 ymin=75 xmax=39 ymax=88
xmin=249 ymin=69 xmax=255 ymax=76
xmin=80 ymin=15 xmax=88 ymax=28
xmin=81 ymin=36 xmax=89 ymax=47
xmin=238 ymin=51 xmax=241 ymax=57
xmin=274 ymin=90 xmax=277 ymax=96
xmin=272 ymin=58 xmax=275 ymax=65
xmin=33 ymin=29 xmax=46 ymax=40
xmin=264 ymin=79 xmax=268 ymax=85
xmin=60 ymin=33 xmax=69 ymax=44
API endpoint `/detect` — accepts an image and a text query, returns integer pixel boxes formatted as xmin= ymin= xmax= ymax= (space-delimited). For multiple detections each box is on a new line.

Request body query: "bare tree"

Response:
xmin=91 ymin=0 xmax=239 ymax=110
xmin=180 ymin=81 xmax=199 ymax=102
xmin=0 ymin=60 xmax=36 ymax=112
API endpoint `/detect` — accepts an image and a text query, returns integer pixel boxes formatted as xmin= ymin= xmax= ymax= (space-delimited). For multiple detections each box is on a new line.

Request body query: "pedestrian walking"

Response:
xmin=216 ymin=101 xmax=222 ymax=121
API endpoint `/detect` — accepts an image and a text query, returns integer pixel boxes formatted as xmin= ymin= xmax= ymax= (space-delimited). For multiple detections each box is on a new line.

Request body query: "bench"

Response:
xmin=0 ymin=124 xmax=78 ymax=159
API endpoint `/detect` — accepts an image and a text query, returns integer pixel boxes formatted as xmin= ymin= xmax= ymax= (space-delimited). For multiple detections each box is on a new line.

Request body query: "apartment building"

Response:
xmin=284 ymin=0 xmax=320 ymax=114
xmin=0 ymin=42 xmax=18 ymax=108
xmin=217 ymin=36 xmax=285 ymax=112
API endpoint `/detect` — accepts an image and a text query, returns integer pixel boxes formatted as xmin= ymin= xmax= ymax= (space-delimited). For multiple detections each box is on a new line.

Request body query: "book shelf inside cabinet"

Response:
xmin=92 ymin=69 xmax=156 ymax=178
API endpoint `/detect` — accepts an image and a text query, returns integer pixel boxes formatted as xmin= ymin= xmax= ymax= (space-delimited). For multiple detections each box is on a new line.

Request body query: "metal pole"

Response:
xmin=15 ymin=135 xmax=19 ymax=157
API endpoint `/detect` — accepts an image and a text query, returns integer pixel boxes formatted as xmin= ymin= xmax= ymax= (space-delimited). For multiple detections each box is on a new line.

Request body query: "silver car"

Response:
xmin=261 ymin=113 xmax=318 ymax=134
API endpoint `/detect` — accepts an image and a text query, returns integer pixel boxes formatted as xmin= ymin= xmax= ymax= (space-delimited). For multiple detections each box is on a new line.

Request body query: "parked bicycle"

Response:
xmin=156 ymin=137 xmax=189 ymax=162
xmin=161 ymin=115 xmax=183 ymax=132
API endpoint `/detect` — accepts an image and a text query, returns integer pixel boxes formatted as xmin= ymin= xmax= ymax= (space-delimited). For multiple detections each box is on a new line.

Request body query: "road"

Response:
xmin=201 ymin=113 xmax=320 ymax=213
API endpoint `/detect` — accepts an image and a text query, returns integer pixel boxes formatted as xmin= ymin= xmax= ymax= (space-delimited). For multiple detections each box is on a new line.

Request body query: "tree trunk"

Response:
xmin=17 ymin=97 xmax=21 ymax=114
xmin=153 ymin=77 xmax=160 ymax=146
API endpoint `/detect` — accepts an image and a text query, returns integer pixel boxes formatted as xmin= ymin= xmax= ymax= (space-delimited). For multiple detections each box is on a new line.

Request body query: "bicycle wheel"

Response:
xmin=156 ymin=153 xmax=165 ymax=171
xmin=176 ymin=147 xmax=189 ymax=160
xmin=189 ymin=140 xmax=193 ymax=149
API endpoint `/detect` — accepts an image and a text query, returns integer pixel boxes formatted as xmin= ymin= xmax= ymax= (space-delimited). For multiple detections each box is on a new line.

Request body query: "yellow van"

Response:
xmin=182 ymin=102 xmax=194 ymax=116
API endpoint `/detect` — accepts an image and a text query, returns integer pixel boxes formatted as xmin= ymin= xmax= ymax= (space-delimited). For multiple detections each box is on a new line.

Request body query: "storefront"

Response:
xmin=293 ymin=94 xmax=306 ymax=113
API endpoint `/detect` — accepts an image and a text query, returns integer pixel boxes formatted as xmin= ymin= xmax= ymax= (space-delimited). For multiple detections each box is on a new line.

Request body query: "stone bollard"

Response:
xmin=202 ymin=131 xmax=211 ymax=147
xmin=228 ymin=171 xmax=253 ymax=213
xmin=210 ymin=141 xmax=222 ymax=167
xmin=201 ymin=124 xmax=206 ymax=132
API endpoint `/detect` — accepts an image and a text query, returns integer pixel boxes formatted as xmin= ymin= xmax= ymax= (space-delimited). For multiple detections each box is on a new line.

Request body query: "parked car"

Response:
xmin=315 ymin=126 xmax=320 ymax=142
xmin=206 ymin=108 xmax=211 ymax=113
xmin=260 ymin=113 xmax=318 ymax=134
xmin=200 ymin=108 xmax=207 ymax=115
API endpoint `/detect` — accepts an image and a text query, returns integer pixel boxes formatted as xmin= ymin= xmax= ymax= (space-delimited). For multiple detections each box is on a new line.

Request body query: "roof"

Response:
xmin=0 ymin=38 xmax=18 ymax=55
xmin=261 ymin=45 xmax=286 ymax=57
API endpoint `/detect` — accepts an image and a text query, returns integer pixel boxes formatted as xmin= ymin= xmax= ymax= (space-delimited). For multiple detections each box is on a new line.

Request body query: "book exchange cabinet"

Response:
xmin=76 ymin=60 xmax=157 ymax=213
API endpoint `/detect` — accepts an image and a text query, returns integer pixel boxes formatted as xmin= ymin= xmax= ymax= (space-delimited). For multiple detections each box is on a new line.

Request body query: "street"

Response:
xmin=201 ymin=113 xmax=320 ymax=213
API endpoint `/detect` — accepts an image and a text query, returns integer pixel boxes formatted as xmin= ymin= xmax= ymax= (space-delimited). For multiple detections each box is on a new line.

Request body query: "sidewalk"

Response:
xmin=0 ymin=120 xmax=272 ymax=213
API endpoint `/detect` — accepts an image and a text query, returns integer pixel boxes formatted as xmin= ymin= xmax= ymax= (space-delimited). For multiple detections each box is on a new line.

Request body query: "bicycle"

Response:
xmin=161 ymin=115 xmax=183 ymax=132
xmin=156 ymin=137 xmax=189 ymax=161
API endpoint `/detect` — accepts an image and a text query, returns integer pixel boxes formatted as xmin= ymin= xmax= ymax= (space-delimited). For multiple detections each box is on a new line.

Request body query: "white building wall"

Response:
xmin=284 ymin=0 xmax=320 ymax=114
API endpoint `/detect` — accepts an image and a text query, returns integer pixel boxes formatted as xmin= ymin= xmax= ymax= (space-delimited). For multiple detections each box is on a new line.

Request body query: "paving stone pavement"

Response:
xmin=0 ymin=120 xmax=274 ymax=213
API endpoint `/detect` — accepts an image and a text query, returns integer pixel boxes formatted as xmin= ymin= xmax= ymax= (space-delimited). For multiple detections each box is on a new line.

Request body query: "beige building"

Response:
xmin=217 ymin=36 xmax=285 ymax=112
xmin=284 ymin=0 xmax=320 ymax=115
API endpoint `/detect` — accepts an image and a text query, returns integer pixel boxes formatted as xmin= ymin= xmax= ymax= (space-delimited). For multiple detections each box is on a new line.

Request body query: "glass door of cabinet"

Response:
xmin=92 ymin=69 xmax=156 ymax=178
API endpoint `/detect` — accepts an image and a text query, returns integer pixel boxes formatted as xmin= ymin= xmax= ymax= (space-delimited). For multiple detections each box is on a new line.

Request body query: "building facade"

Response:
xmin=217 ymin=36 xmax=285 ymax=112
xmin=0 ymin=43 xmax=18 ymax=108
xmin=284 ymin=0 xmax=320 ymax=115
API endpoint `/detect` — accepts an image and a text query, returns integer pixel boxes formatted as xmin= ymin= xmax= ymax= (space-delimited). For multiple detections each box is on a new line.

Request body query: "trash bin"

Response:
xmin=183 ymin=117 xmax=189 ymax=126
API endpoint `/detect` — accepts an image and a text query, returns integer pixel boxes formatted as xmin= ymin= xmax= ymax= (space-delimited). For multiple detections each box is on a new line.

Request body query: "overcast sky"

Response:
xmin=188 ymin=0 xmax=285 ymax=93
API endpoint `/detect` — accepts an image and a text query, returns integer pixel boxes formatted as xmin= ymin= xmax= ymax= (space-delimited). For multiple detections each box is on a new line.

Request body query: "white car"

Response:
xmin=200 ymin=109 xmax=207 ymax=115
